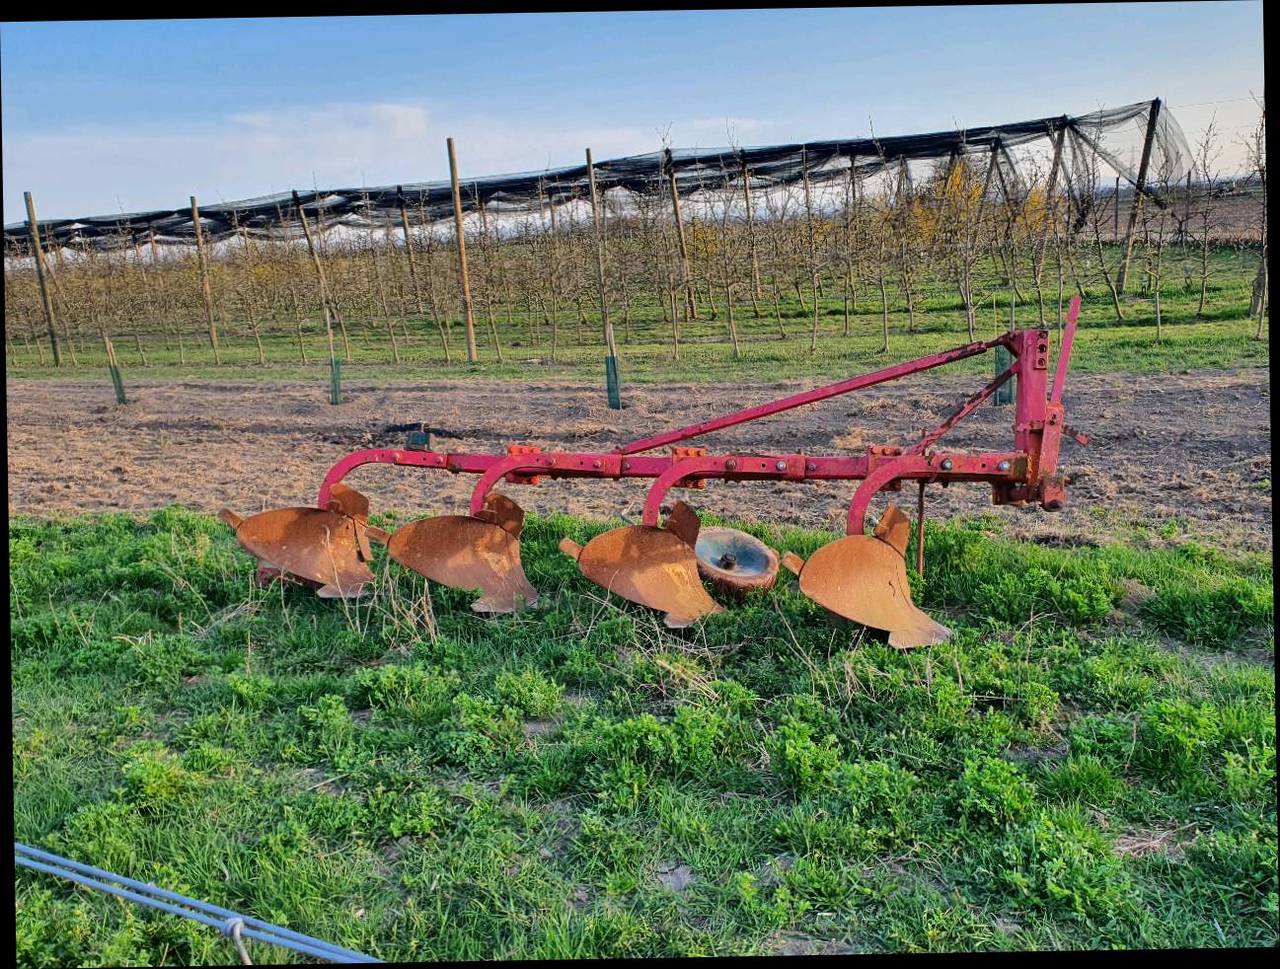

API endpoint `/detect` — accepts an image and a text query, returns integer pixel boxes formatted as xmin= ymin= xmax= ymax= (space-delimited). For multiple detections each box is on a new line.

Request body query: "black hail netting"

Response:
xmin=5 ymin=99 xmax=1187 ymax=255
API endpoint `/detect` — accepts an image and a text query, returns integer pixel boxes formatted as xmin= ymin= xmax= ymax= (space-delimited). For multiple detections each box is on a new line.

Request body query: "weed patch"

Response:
xmin=10 ymin=508 xmax=1276 ymax=960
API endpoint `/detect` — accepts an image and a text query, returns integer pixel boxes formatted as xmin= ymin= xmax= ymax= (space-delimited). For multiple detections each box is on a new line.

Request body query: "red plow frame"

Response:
xmin=225 ymin=297 xmax=1084 ymax=647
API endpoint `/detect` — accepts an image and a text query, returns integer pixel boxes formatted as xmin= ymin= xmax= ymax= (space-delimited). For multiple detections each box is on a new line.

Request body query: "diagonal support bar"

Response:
xmin=1051 ymin=295 xmax=1082 ymax=404
xmin=618 ymin=335 xmax=1008 ymax=456
xmin=909 ymin=364 xmax=1017 ymax=455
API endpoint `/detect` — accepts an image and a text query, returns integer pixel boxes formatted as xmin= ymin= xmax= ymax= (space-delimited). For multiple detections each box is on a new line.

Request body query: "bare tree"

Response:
xmin=1190 ymin=117 xmax=1226 ymax=317
xmin=1240 ymin=98 xmax=1267 ymax=333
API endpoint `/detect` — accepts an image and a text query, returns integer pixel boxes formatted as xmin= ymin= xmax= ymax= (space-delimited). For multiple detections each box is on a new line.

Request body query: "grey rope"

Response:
xmin=15 ymin=843 xmax=380 ymax=964
xmin=224 ymin=917 xmax=253 ymax=965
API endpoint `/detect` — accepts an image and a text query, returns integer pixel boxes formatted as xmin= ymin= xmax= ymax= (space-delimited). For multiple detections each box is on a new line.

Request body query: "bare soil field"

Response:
xmin=6 ymin=367 xmax=1271 ymax=551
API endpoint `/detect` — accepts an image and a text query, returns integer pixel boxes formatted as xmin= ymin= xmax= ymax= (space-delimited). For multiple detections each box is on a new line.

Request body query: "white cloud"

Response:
xmin=2 ymin=100 xmax=773 ymax=222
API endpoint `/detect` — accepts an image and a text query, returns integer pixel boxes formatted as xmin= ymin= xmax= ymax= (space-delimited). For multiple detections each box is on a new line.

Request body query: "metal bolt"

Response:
xmin=997 ymin=460 xmax=1010 ymax=472
xmin=725 ymin=459 xmax=737 ymax=471
xmin=776 ymin=460 xmax=787 ymax=471
xmin=940 ymin=458 xmax=954 ymax=471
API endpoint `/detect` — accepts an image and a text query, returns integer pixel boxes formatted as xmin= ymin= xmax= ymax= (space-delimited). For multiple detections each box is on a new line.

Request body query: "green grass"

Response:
xmin=11 ymin=507 xmax=1276 ymax=961
xmin=7 ymin=247 xmax=1268 ymax=385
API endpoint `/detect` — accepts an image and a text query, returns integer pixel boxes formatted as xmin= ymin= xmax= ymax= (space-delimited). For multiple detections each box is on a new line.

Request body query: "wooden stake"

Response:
xmin=447 ymin=137 xmax=480 ymax=363
xmin=1116 ymin=98 xmax=1162 ymax=294
xmin=397 ymin=188 xmax=427 ymax=317
xmin=477 ymin=197 xmax=505 ymax=362
xmin=189 ymin=196 xmax=221 ymax=364
xmin=293 ymin=191 xmax=338 ymax=366
xmin=586 ymin=148 xmax=619 ymax=358
xmin=741 ymin=158 xmax=762 ymax=310
xmin=147 ymin=224 xmax=178 ymax=351
xmin=666 ymin=150 xmax=698 ymax=321
xmin=23 ymin=192 xmax=62 ymax=367
xmin=1036 ymin=125 xmax=1068 ymax=323
xmin=539 ymin=178 xmax=561 ymax=363
xmin=802 ymin=148 xmax=821 ymax=352
xmin=1114 ymin=176 xmax=1121 ymax=237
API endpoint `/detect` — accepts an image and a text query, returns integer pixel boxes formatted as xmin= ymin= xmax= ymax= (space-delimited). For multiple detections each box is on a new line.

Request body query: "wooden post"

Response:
xmin=802 ymin=147 xmax=821 ymax=351
xmin=398 ymin=189 xmax=449 ymax=362
xmin=1181 ymin=170 xmax=1192 ymax=247
xmin=545 ymin=182 xmax=563 ymax=363
xmin=23 ymin=191 xmax=62 ymax=367
xmin=586 ymin=148 xmax=621 ymax=408
xmin=1114 ymin=176 xmax=1121 ymax=237
xmin=189 ymin=196 xmax=221 ymax=364
xmin=447 ymin=137 xmax=480 ymax=363
xmin=1116 ymin=99 xmax=1161 ymax=294
xmin=292 ymin=191 xmax=338 ymax=367
xmin=230 ymin=210 xmax=266 ymax=366
xmin=476 ymin=196 xmax=505 ymax=362
xmin=1036 ymin=125 xmax=1068 ymax=322
xmin=132 ymin=232 xmax=159 ymax=352
xmin=972 ymin=145 xmax=1000 ymax=249
xmin=397 ymin=188 xmax=427 ymax=318
xmin=146 ymin=224 xmax=176 ymax=353
xmin=666 ymin=150 xmax=698 ymax=321
xmin=741 ymin=156 xmax=762 ymax=307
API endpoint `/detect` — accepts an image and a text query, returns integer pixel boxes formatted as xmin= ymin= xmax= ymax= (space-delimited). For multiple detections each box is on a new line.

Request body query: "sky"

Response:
xmin=0 ymin=4 xmax=1265 ymax=222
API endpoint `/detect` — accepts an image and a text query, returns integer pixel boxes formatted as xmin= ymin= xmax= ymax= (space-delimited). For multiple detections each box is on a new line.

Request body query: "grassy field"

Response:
xmin=11 ymin=506 xmax=1275 ymax=962
xmin=7 ymin=248 xmax=1268 ymax=386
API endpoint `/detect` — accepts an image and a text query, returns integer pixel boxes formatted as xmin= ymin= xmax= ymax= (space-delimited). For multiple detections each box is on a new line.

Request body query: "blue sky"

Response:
xmin=1 ymin=4 xmax=1265 ymax=221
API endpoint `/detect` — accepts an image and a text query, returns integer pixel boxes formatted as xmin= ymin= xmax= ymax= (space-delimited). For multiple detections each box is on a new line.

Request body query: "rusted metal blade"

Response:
xmin=224 ymin=507 xmax=375 ymax=599
xmin=663 ymin=500 xmax=701 ymax=548
xmin=473 ymin=492 xmax=526 ymax=538
xmin=873 ymin=504 xmax=911 ymax=558
xmin=561 ymin=522 xmax=723 ymax=628
xmin=327 ymin=482 xmax=370 ymax=520
xmin=386 ymin=506 xmax=537 ymax=614
xmin=694 ymin=526 xmax=779 ymax=599
xmin=785 ymin=534 xmax=951 ymax=649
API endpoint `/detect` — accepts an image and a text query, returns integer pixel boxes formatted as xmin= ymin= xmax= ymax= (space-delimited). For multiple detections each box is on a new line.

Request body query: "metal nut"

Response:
xmin=940 ymin=458 xmax=954 ymax=471
xmin=776 ymin=461 xmax=787 ymax=471
xmin=997 ymin=460 xmax=1010 ymax=472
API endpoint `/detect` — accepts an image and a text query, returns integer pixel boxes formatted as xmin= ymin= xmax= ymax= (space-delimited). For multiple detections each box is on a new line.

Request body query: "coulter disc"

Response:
xmin=694 ymin=526 xmax=779 ymax=599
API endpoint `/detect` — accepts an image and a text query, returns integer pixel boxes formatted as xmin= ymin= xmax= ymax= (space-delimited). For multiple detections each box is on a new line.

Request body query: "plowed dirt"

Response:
xmin=6 ymin=368 xmax=1270 ymax=551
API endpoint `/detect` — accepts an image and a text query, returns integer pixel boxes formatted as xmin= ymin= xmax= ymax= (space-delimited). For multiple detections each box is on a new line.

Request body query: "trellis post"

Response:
xmin=665 ymin=149 xmax=698 ymax=321
xmin=23 ymin=191 xmax=62 ymax=367
xmin=1036 ymin=124 xmax=1068 ymax=324
xmin=586 ymin=147 xmax=621 ymax=409
xmin=447 ymin=137 xmax=480 ymax=363
xmin=292 ymin=190 xmax=340 ymax=402
xmin=741 ymin=155 xmax=762 ymax=306
xmin=189 ymin=196 xmax=221 ymax=364
xmin=1116 ymin=98 xmax=1162 ymax=294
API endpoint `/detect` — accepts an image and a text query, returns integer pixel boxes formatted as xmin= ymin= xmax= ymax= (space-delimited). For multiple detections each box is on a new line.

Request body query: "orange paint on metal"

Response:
xmin=783 ymin=505 xmax=950 ymax=649
xmin=386 ymin=494 xmax=537 ymax=614
xmin=223 ymin=506 xmax=376 ymax=599
xmin=561 ymin=501 xmax=722 ymax=627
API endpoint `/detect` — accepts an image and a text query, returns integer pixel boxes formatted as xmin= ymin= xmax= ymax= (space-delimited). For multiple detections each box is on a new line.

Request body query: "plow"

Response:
xmin=222 ymin=297 xmax=1085 ymax=649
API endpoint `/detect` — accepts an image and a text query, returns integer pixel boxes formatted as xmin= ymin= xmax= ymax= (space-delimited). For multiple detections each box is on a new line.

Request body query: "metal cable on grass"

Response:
xmin=15 ymin=843 xmax=380 ymax=964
